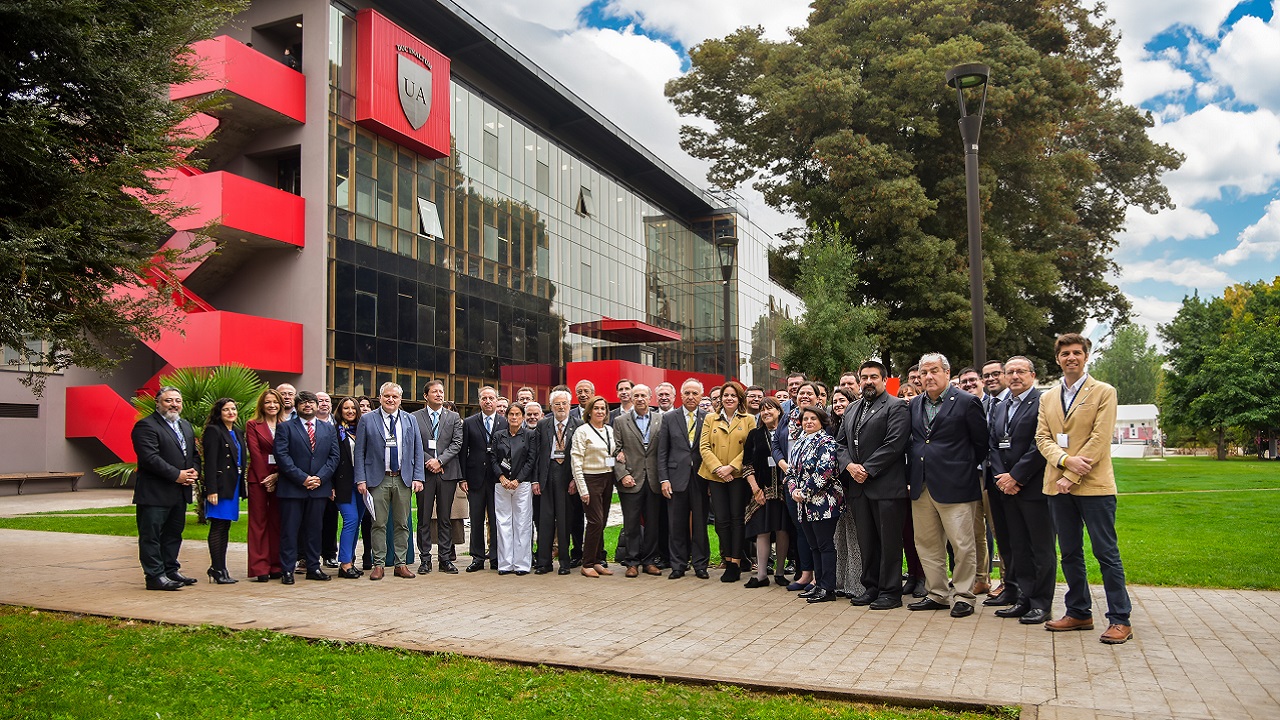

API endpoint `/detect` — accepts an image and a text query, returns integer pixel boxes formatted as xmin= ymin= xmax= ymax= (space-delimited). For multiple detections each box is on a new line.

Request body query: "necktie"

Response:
xmin=388 ymin=414 xmax=399 ymax=473
xmin=1005 ymin=398 xmax=1018 ymax=435
xmin=555 ymin=421 xmax=565 ymax=463
xmin=485 ymin=414 xmax=492 ymax=437
xmin=431 ymin=411 xmax=439 ymax=439
xmin=687 ymin=411 xmax=696 ymax=444
xmin=306 ymin=421 xmax=315 ymax=451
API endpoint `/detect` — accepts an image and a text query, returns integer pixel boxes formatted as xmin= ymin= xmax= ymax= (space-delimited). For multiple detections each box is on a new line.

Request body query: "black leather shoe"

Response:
xmin=984 ymin=591 xmax=1018 ymax=607
xmin=466 ymin=560 xmax=485 ymax=573
xmin=305 ymin=570 xmax=331 ymax=581
xmin=534 ymin=566 xmax=551 ymax=575
xmin=798 ymin=585 xmax=820 ymax=599
xmin=418 ymin=561 xmax=432 ymax=575
xmin=720 ymin=561 xmax=741 ymax=583
xmin=558 ymin=567 xmax=572 ymax=576
xmin=439 ymin=561 xmax=459 ymax=574
xmin=338 ymin=566 xmax=361 ymax=579
xmin=280 ymin=573 xmax=295 ymax=585
xmin=668 ymin=569 xmax=686 ymax=579
xmin=743 ymin=576 xmax=769 ymax=588
xmin=489 ymin=560 xmax=499 ymax=570
xmin=145 ymin=576 xmax=183 ymax=591
xmin=694 ymin=568 xmax=710 ymax=579
xmin=774 ymin=575 xmax=788 ymax=586
xmin=168 ymin=571 xmax=198 ymax=586
xmin=806 ymin=588 xmax=837 ymax=603
xmin=869 ymin=596 xmax=903 ymax=610
xmin=514 ymin=570 xmax=529 ymax=576
xmin=995 ymin=601 xmax=1032 ymax=618
xmin=950 ymin=601 xmax=974 ymax=618
xmin=908 ymin=597 xmax=949 ymax=611
xmin=254 ymin=575 xmax=270 ymax=583
xmin=849 ymin=590 xmax=877 ymax=606
xmin=498 ymin=570 xmax=512 ymax=576
xmin=269 ymin=571 xmax=284 ymax=579
xmin=323 ymin=558 xmax=340 ymax=569
xmin=570 ymin=557 xmax=582 ymax=568
xmin=1019 ymin=608 xmax=1049 ymax=625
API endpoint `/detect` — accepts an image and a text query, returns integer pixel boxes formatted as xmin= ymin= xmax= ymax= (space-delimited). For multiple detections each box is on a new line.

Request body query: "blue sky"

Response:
xmin=462 ymin=1 xmax=1280 ymax=341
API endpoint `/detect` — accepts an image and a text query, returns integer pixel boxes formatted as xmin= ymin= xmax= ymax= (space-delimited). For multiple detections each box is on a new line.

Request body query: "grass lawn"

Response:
xmin=0 ymin=606 xmax=1007 ymax=720
xmin=1114 ymin=456 xmax=1280 ymax=493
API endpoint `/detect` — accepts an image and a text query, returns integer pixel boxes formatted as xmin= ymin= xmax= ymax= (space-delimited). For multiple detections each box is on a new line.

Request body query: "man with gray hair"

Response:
xmin=654 ymin=382 xmax=676 ymax=412
xmin=658 ymin=378 xmax=710 ymax=579
xmin=613 ymin=383 xmax=664 ymax=577
xmin=533 ymin=389 xmax=581 ymax=574
xmin=354 ymin=382 xmax=426 ymax=580
xmin=277 ymin=383 xmax=297 ymax=421
xmin=131 ymin=386 xmax=200 ymax=590
xmin=906 ymin=352 xmax=989 ymax=618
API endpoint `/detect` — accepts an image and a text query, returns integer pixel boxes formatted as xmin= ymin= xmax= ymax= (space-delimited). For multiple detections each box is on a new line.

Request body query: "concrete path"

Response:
xmin=1 ymin=492 xmax=1277 ymax=719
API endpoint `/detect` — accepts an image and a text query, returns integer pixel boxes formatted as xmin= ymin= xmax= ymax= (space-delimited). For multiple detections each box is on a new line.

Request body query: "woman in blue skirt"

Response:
xmin=203 ymin=397 xmax=247 ymax=584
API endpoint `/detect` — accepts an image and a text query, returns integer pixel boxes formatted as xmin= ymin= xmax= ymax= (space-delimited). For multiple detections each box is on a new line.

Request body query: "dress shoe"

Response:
xmin=369 ymin=566 xmax=385 ymax=581
xmin=625 ymin=566 xmax=639 ymax=578
xmin=498 ymin=570 xmax=512 ymax=576
xmin=269 ymin=571 xmax=284 ymax=579
xmin=168 ymin=571 xmax=198 ymax=586
xmin=338 ymin=566 xmax=362 ymax=579
xmin=489 ymin=560 xmax=499 ymax=570
xmin=207 ymin=568 xmax=237 ymax=585
xmin=515 ymin=570 xmax=529 ymax=576
xmin=995 ymin=601 xmax=1031 ymax=618
xmin=418 ymin=561 xmax=432 ymax=575
xmin=774 ymin=575 xmax=789 ymax=587
xmin=694 ymin=568 xmax=710 ymax=579
xmin=720 ymin=561 xmax=741 ymax=583
xmin=305 ymin=570 xmax=331 ymax=581
xmin=849 ymin=590 xmax=877 ymax=606
xmin=280 ymin=573 xmax=295 ymax=585
xmin=580 ymin=566 xmax=600 ymax=578
xmin=439 ymin=561 xmax=459 ymax=574
xmin=744 ymin=576 xmax=770 ymax=588
xmin=834 ymin=589 xmax=849 ymax=598
xmin=908 ymin=597 xmax=949 ymax=611
xmin=983 ymin=590 xmax=1018 ymax=607
xmin=798 ymin=585 xmax=820 ymax=599
xmin=1045 ymin=615 xmax=1094 ymax=632
xmin=254 ymin=575 xmax=270 ymax=583
xmin=869 ymin=597 xmax=903 ymax=610
xmin=1100 ymin=624 xmax=1133 ymax=644
xmin=1020 ymin=608 xmax=1049 ymax=625
xmin=466 ymin=560 xmax=485 ymax=573
xmin=534 ymin=566 xmax=551 ymax=575
xmin=644 ymin=564 xmax=663 ymax=576
xmin=323 ymin=558 xmax=340 ymax=569
xmin=594 ymin=563 xmax=614 ymax=576
xmin=393 ymin=565 xmax=415 ymax=579
xmin=145 ymin=576 xmax=183 ymax=591
xmin=668 ymin=569 xmax=686 ymax=580
xmin=570 ymin=557 xmax=582 ymax=568
xmin=806 ymin=588 xmax=837 ymax=603
xmin=971 ymin=579 xmax=991 ymax=595
xmin=558 ymin=567 xmax=572 ymax=576
xmin=950 ymin=601 xmax=974 ymax=618
xmin=786 ymin=581 xmax=807 ymax=592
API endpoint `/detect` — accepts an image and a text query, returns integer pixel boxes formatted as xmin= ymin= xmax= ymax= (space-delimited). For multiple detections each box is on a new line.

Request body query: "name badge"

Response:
xmin=605 ymin=457 xmax=616 ymax=467
xmin=500 ymin=459 xmax=511 ymax=472
xmin=853 ymin=440 xmax=860 ymax=447
xmin=1056 ymin=433 xmax=1070 ymax=448
xmin=551 ymin=450 xmax=565 ymax=460
xmin=385 ymin=435 xmax=398 ymax=448
xmin=267 ymin=454 xmax=276 ymax=465
xmin=766 ymin=456 xmax=776 ymax=467
xmin=998 ymin=436 xmax=1012 ymax=450
xmin=427 ymin=439 xmax=437 ymax=451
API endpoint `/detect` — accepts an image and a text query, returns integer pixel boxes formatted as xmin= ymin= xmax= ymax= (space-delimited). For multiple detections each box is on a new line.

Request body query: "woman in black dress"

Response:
xmin=742 ymin=396 xmax=792 ymax=588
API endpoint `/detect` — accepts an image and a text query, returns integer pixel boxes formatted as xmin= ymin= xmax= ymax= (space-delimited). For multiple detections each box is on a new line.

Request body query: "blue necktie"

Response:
xmin=389 ymin=414 xmax=400 ymax=473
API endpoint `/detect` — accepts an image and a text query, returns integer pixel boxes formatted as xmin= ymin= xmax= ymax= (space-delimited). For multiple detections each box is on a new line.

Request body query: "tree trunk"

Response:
xmin=1216 ymin=425 xmax=1227 ymax=461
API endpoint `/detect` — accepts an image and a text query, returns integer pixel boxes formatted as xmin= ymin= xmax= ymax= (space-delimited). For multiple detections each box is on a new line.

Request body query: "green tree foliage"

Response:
xmin=1090 ymin=323 xmax=1163 ymax=404
xmin=666 ymin=0 xmax=1181 ymax=372
xmin=1159 ymin=280 xmax=1280 ymax=459
xmin=779 ymin=229 xmax=880 ymax=387
xmin=0 ymin=0 xmax=244 ymax=394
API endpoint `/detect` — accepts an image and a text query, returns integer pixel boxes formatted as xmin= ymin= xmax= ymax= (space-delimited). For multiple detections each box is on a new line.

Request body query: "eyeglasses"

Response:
xmin=1005 ymin=369 xmax=1033 ymax=376
xmin=981 ymin=372 xmax=1003 ymax=378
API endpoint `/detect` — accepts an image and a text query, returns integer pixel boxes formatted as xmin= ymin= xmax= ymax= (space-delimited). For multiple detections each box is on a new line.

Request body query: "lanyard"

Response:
xmin=588 ymin=423 xmax=612 ymax=454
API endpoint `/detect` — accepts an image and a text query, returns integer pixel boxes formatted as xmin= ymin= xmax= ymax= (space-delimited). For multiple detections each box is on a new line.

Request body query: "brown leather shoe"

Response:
xmin=393 ymin=565 xmax=416 ymax=579
xmin=1100 ymin=624 xmax=1133 ymax=644
xmin=643 ymin=564 xmax=663 ymax=576
xmin=594 ymin=563 xmax=614 ymax=576
xmin=1045 ymin=615 xmax=1094 ymax=632
xmin=971 ymin=579 xmax=991 ymax=595
xmin=990 ymin=582 xmax=1005 ymax=598
xmin=625 ymin=566 xmax=639 ymax=578
xmin=580 ymin=566 xmax=599 ymax=578
xmin=369 ymin=566 xmax=385 ymax=581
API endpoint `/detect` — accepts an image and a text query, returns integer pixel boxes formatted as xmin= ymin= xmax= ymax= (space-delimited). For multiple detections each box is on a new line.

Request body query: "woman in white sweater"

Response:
xmin=571 ymin=395 xmax=617 ymax=578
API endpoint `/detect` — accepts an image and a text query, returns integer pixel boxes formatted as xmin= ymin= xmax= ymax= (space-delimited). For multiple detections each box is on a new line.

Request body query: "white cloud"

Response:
xmin=1117 ymin=203 xmax=1218 ymax=250
xmin=1215 ymin=197 xmax=1280 ymax=265
xmin=1119 ymin=257 xmax=1233 ymax=288
xmin=1208 ymin=10 xmax=1280 ymax=111
xmin=1105 ymin=0 xmax=1238 ymax=47
xmin=1149 ymin=105 xmax=1280 ymax=205
xmin=601 ymin=0 xmax=810 ymax=47
xmin=1124 ymin=294 xmax=1186 ymax=346
xmin=1116 ymin=41 xmax=1193 ymax=107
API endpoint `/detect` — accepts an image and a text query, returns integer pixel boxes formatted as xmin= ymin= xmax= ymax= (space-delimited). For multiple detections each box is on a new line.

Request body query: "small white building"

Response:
xmin=1114 ymin=404 xmax=1159 ymax=458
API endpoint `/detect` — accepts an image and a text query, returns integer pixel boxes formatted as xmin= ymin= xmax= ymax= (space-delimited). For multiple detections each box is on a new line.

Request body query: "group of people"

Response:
xmin=130 ymin=332 xmax=1132 ymax=644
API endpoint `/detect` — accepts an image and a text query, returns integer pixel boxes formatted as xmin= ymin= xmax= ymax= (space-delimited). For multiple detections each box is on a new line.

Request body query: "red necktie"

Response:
xmin=306 ymin=421 xmax=315 ymax=451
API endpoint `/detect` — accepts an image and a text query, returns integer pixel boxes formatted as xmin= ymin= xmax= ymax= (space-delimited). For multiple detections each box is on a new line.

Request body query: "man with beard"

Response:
xmin=131 ymin=386 xmax=200 ymax=590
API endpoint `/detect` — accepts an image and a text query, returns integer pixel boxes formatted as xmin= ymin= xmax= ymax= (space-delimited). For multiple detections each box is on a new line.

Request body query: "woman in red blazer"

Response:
xmin=246 ymin=388 xmax=285 ymax=582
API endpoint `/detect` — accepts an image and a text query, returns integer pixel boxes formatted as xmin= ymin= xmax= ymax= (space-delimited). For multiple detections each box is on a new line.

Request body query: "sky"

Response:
xmin=455 ymin=0 xmax=1280 ymax=343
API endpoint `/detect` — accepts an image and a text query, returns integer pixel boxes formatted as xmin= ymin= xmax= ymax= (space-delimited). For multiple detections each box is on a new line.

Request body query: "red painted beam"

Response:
xmin=65 ymin=385 xmax=139 ymax=463
xmin=145 ymin=311 xmax=303 ymax=373
xmin=158 ymin=170 xmax=305 ymax=247
xmin=171 ymin=35 xmax=306 ymax=124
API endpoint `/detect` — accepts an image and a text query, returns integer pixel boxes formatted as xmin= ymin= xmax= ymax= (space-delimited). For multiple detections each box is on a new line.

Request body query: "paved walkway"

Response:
xmin=1 ymin=493 xmax=1278 ymax=719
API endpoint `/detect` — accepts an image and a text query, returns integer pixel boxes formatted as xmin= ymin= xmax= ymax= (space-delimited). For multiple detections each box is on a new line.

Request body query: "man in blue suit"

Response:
xmin=355 ymin=381 xmax=425 ymax=580
xmin=906 ymin=353 xmax=989 ymax=618
xmin=275 ymin=390 xmax=341 ymax=584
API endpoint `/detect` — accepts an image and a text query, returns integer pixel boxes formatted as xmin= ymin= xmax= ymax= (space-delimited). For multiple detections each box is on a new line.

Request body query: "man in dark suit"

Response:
xmin=657 ymin=378 xmax=710 ymax=579
xmin=461 ymin=385 xmax=501 ymax=572
xmin=412 ymin=379 xmax=463 ymax=574
xmin=836 ymin=361 xmax=910 ymax=610
xmin=988 ymin=355 xmax=1052 ymax=624
xmin=132 ymin=386 xmax=200 ymax=591
xmin=906 ymin=353 xmax=989 ymax=617
xmin=533 ymin=389 xmax=581 ymax=574
xmin=274 ymin=390 xmax=342 ymax=584
xmin=613 ymin=383 xmax=664 ymax=577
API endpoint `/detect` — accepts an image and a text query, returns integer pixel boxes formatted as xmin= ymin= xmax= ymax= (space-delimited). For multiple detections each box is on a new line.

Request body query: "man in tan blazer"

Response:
xmin=613 ymin=384 xmax=664 ymax=577
xmin=1035 ymin=332 xmax=1132 ymax=644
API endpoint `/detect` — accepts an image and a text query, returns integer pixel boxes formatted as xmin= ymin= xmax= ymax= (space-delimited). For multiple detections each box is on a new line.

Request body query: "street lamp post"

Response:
xmin=946 ymin=62 xmax=991 ymax=368
xmin=715 ymin=235 xmax=739 ymax=382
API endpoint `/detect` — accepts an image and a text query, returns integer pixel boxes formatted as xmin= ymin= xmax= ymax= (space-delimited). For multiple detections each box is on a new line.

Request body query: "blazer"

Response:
xmin=491 ymin=425 xmax=537 ymax=484
xmin=835 ymin=391 xmax=910 ymax=500
xmin=744 ymin=424 xmax=784 ymax=494
xmin=460 ymin=412 xmax=502 ymax=485
xmin=786 ymin=430 xmax=843 ymax=521
xmin=131 ymin=412 xmax=198 ymax=507
xmin=533 ymin=414 xmax=581 ymax=486
xmin=201 ymin=424 xmax=247 ymax=499
xmin=411 ymin=406 xmax=464 ymax=481
xmin=698 ymin=410 xmax=756 ymax=483
xmin=657 ymin=406 xmax=705 ymax=492
xmin=274 ymin=416 xmax=341 ymax=499
xmin=988 ymin=388 xmax=1048 ymax=496
xmin=612 ymin=409 xmax=663 ymax=493
xmin=353 ymin=409 xmax=425 ymax=489
xmin=332 ymin=424 xmax=358 ymax=504
xmin=1035 ymin=376 xmax=1118 ymax=496
xmin=245 ymin=419 xmax=278 ymax=485
xmin=907 ymin=386 xmax=989 ymax=504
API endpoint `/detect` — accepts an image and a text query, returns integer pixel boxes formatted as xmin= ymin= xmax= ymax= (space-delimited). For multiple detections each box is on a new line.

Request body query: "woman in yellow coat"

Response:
xmin=699 ymin=381 xmax=756 ymax=582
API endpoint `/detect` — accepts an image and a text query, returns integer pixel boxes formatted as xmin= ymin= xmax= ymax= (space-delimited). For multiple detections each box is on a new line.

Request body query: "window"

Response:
xmin=576 ymin=186 xmax=595 ymax=217
xmin=417 ymin=197 xmax=444 ymax=238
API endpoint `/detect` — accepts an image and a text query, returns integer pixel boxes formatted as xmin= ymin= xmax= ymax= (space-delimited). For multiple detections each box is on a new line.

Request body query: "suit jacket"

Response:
xmin=907 ymin=387 xmax=988 ymax=503
xmin=353 ymin=409 xmax=425 ymax=489
xmin=1035 ymin=376 xmax=1117 ymax=496
xmin=534 ymin=414 xmax=581 ymax=486
xmin=492 ymin=425 xmax=537 ymax=483
xmin=613 ymin=409 xmax=663 ymax=493
xmin=132 ymin=412 xmax=198 ymax=506
xmin=274 ymin=416 xmax=341 ymax=499
xmin=988 ymin=388 xmax=1048 ymax=496
xmin=411 ymin=406 xmax=464 ymax=481
xmin=201 ymin=424 xmax=247 ymax=499
xmin=331 ymin=424 xmax=358 ymax=504
xmin=460 ymin=412 xmax=502 ymax=486
xmin=245 ymin=419 xmax=277 ymax=484
xmin=835 ymin=391 xmax=910 ymax=500
xmin=657 ymin=406 xmax=705 ymax=492
xmin=699 ymin=410 xmax=756 ymax=482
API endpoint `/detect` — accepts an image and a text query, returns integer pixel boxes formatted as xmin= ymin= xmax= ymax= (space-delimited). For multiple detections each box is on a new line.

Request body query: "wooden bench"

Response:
xmin=0 ymin=472 xmax=85 ymax=495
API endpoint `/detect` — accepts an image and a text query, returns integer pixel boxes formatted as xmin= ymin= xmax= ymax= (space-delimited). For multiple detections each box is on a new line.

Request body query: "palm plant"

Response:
xmin=96 ymin=364 xmax=269 ymax=521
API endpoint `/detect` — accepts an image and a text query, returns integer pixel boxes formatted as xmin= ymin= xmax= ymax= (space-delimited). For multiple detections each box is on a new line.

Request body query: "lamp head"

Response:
xmin=715 ymin=235 xmax=738 ymax=272
xmin=946 ymin=63 xmax=990 ymax=90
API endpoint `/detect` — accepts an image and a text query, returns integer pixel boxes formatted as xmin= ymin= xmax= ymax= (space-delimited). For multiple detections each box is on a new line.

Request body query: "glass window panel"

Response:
xmin=355 ymin=292 xmax=376 ymax=335
xmin=355 ymin=216 xmax=373 ymax=244
xmin=355 ymin=174 xmax=374 ymax=217
xmin=353 ymin=368 xmax=372 ymax=398
xmin=397 ymin=167 xmax=414 ymax=231
xmin=376 ymin=159 xmax=394 ymax=224
xmin=417 ymin=198 xmax=443 ymax=238
xmin=483 ymin=130 xmax=498 ymax=169
xmin=333 ymin=365 xmax=351 ymax=396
